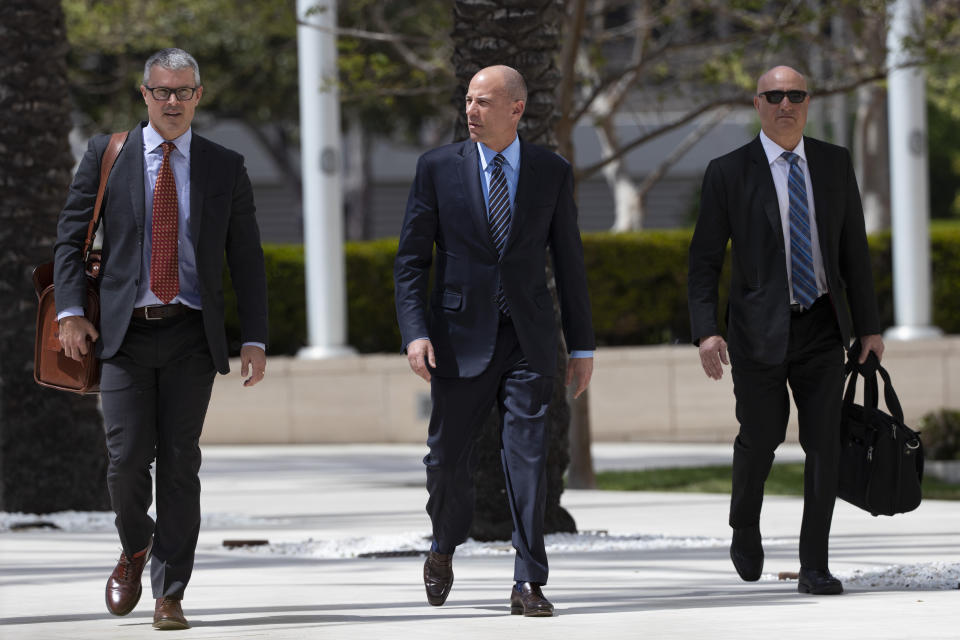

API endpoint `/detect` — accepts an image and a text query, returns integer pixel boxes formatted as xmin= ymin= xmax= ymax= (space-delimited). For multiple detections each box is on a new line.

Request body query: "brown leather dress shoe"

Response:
xmin=423 ymin=551 xmax=454 ymax=606
xmin=153 ymin=597 xmax=190 ymax=630
xmin=510 ymin=582 xmax=554 ymax=617
xmin=105 ymin=539 xmax=152 ymax=616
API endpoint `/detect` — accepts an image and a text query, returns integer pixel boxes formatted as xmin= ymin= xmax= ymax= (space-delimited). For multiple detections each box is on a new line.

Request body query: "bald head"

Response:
xmin=757 ymin=65 xmax=807 ymax=94
xmin=472 ymin=65 xmax=528 ymax=102
xmin=754 ymin=65 xmax=810 ymax=151
xmin=465 ymin=65 xmax=527 ymax=151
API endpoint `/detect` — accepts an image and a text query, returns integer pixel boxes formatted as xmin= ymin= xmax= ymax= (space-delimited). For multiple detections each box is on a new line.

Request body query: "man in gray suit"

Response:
xmin=55 ymin=48 xmax=268 ymax=630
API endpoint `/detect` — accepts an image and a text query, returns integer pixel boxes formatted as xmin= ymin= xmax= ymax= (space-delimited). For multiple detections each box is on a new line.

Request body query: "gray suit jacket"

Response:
xmin=54 ymin=122 xmax=268 ymax=373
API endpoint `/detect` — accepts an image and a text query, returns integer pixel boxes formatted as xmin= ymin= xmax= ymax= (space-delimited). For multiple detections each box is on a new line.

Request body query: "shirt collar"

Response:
xmin=759 ymin=129 xmax=805 ymax=166
xmin=144 ymin=122 xmax=192 ymax=159
xmin=477 ymin=135 xmax=520 ymax=172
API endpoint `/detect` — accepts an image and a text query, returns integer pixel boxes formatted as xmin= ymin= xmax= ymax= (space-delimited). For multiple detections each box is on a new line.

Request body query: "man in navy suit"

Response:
xmin=394 ymin=65 xmax=595 ymax=616
xmin=688 ymin=65 xmax=884 ymax=595
xmin=55 ymin=48 xmax=268 ymax=629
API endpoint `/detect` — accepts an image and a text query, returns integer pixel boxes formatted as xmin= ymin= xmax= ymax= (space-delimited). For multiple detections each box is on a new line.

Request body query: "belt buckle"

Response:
xmin=142 ymin=304 xmax=166 ymax=320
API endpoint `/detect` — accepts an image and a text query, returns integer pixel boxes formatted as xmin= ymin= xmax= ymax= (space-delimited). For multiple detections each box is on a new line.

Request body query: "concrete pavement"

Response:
xmin=1 ymin=443 xmax=958 ymax=639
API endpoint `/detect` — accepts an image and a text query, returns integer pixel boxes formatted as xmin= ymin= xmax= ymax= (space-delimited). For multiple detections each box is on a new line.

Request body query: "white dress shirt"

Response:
xmin=759 ymin=130 xmax=828 ymax=303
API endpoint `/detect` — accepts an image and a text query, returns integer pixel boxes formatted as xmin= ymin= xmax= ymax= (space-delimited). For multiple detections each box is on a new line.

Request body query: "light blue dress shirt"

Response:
xmin=476 ymin=138 xmax=592 ymax=360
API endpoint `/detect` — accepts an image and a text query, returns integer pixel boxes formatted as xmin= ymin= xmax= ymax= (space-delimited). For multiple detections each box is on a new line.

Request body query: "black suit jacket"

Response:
xmin=688 ymin=135 xmax=880 ymax=364
xmin=54 ymin=122 xmax=268 ymax=374
xmin=394 ymin=139 xmax=594 ymax=377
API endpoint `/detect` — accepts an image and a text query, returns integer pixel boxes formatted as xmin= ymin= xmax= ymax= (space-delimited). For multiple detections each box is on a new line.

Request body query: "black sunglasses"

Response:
xmin=758 ymin=90 xmax=808 ymax=104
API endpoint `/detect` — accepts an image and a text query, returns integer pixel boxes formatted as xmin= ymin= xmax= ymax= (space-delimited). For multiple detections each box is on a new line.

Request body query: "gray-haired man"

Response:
xmin=55 ymin=48 xmax=268 ymax=629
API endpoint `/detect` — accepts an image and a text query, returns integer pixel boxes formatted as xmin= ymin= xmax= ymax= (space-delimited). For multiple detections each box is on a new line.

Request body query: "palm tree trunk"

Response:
xmin=452 ymin=0 xmax=576 ymax=540
xmin=0 ymin=0 xmax=109 ymax=512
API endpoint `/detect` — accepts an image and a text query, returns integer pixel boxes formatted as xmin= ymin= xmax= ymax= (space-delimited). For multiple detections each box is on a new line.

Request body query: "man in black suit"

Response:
xmin=55 ymin=48 xmax=268 ymax=629
xmin=688 ymin=65 xmax=884 ymax=595
xmin=394 ymin=65 xmax=594 ymax=616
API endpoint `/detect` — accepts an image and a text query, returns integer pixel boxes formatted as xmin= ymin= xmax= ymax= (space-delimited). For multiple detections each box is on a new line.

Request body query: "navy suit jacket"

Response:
xmin=688 ymin=135 xmax=880 ymax=364
xmin=54 ymin=122 xmax=268 ymax=374
xmin=394 ymin=139 xmax=594 ymax=378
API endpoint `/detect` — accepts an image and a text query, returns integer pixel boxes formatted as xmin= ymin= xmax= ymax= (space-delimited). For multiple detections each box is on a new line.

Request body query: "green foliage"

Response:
xmin=63 ymin=0 xmax=299 ymax=133
xmin=223 ymin=229 xmax=960 ymax=355
xmin=594 ymin=464 xmax=804 ymax=495
xmin=337 ymin=0 xmax=453 ymax=140
xmin=344 ymin=238 xmax=402 ymax=352
xmin=223 ymin=240 xmax=402 ymax=356
xmin=918 ymin=409 xmax=960 ymax=461
xmin=63 ymin=0 xmax=453 ymax=141
xmin=581 ymin=231 xmax=700 ymax=345
xmin=594 ymin=463 xmax=960 ymax=500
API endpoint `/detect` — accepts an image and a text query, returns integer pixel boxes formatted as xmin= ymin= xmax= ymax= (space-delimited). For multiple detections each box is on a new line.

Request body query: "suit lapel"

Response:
xmin=503 ymin=140 xmax=534 ymax=256
xmin=124 ymin=123 xmax=147 ymax=240
xmin=189 ymin=134 xmax=207 ymax=250
xmin=457 ymin=141 xmax=498 ymax=257
xmin=803 ymin=136 xmax=831 ymax=246
xmin=748 ymin=136 xmax=783 ymax=246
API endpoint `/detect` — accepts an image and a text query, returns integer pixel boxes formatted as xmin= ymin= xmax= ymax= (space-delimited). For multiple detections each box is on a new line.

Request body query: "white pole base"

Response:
xmin=296 ymin=345 xmax=357 ymax=360
xmin=883 ymin=325 xmax=944 ymax=341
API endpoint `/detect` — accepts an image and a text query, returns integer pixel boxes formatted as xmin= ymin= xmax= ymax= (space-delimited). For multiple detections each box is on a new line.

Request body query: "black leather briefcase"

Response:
xmin=837 ymin=346 xmax=924 ymax=517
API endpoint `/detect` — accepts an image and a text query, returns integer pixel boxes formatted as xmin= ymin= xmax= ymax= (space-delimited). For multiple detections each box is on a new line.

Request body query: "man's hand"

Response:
xmin=565 ymin=356 xmax=594 ymax=399
xmin=240 ymin=345 xmax=267 ymax=387
xmin=58 ymin=315 xmax=99 ymax=362
xmin=698 ymin=334 xmax=729 ymax=380
xmin=858 ymin=333 xmax=885 ymax=364
xmin=406 ymin=338 xmax=435 ymax=382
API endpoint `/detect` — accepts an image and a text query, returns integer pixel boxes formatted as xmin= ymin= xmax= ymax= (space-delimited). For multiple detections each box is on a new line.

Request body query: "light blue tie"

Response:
xmin=783 ymin=151 xmax=818 ymax=309
xmin=487 ymin=154 xmax=511 ymax=314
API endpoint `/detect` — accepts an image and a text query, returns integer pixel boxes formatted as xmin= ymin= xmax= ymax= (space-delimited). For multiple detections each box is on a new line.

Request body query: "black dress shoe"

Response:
xmin=510 ymin=582 xmax=554 ymax=617
xmin=798 ymin=568 xmax=843 ymax=595
xmin=423 ymin=551 xmax=453 ymax=606
xmin=730 ymin=525 xmax=763 ymax=582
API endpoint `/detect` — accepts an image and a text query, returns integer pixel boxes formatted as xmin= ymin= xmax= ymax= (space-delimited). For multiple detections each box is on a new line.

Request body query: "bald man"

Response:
xmin=688 ymin=66 xmax=884 ymax=595
xmin=394 ymin=65 xmax=594 ymax=616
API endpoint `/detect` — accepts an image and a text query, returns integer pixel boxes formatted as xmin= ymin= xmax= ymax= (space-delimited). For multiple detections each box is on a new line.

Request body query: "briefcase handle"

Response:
xmin=843 ymin=342 xmax=905 ymax=424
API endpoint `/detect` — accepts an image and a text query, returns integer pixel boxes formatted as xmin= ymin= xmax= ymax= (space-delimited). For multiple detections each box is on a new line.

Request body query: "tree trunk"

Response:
xmin=854 ymin=84 xmax=890 ymax=232
xmin=0 ymin=0 xmax=109 ymax=513
xmin=344 ymin=115 xmax=373 ymax=240
xmin=451 ymin=0 xmax=576 ymax=540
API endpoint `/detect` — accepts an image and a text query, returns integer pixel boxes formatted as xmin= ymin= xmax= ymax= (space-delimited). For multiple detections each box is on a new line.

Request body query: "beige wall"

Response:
xmin=201 ymin=337 xmax=960 ymax=444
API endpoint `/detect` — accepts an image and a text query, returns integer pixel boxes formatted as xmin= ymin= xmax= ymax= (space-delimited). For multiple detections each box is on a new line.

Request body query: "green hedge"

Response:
xmin=223 ymin=229 xmax=960 ymax=355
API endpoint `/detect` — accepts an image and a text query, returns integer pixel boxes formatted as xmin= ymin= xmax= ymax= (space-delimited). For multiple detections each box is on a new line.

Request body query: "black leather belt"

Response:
xmin=132 ymin=303 xmax=190 ymax=320
xmin=790 ymin=295 xmax=827 ymax=315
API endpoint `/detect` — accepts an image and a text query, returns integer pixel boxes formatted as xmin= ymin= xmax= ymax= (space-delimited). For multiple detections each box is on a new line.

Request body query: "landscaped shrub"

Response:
xmin=222 ymin=229 xmax=960 ymax=355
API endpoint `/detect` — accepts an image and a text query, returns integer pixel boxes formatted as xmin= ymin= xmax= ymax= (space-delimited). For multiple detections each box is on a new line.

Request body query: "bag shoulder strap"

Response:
xmin=82 ymin=131 xmax=129 ymax=261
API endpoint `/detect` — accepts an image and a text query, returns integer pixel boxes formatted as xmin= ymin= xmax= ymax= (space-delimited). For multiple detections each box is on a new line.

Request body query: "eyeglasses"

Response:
xmin=144 ymin=86 xmax=198 ymax=101
xmin=758 ymin=90 xmax=808 ymax=104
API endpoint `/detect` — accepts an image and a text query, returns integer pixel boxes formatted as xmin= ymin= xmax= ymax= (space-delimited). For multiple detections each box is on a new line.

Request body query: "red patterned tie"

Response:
xmin=150 ymin=141 xmax=179 ymax=303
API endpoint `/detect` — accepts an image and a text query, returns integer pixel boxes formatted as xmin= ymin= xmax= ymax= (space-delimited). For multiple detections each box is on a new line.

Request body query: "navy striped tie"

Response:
xmin=783 ymin=151 xmax=818 ymax=309
xmin=488 ymin=153 xmax=511 ymax=313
